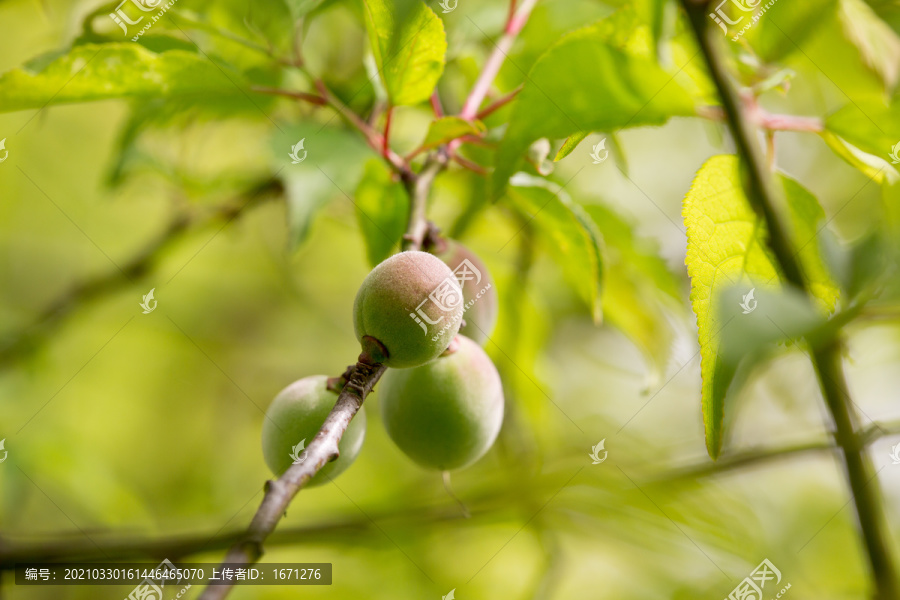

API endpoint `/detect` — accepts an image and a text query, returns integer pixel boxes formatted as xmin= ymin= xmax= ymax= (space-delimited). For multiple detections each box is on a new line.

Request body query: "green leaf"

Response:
xmin=354 ymin=160 xmax=409 ymax=267
xmin=507 ymin=174 xmax=604 ymax=322
xmin=745 ymin=0 xmax=839 ymax=63
xmin=421 ymin=116 xmax=485 ymax=151
xmin=361 ymin=0 xmax=446 ymax=106
xmin=275 ymin=126 xmax=374 ymax=251
xmin=285 ymin=0 xmax=329 ymax=20
xmin=826 ymin=101 xmax=900 ymax=166
xmin=0 ymin=44 xmax=242 ymax=113
xmin=838 ymin=0 xmax=900 ymax=93
xmin=713 ymin=286 xmax=825 ymax=435
xmin=554 ymin=131 xmax=589 ymax=162
xmin=492 ymin=19 xmax=695 ymax=197
xmin=683 ymin=155 xmax=839 ymax=459
xmin=585 ymin=204 xmax=679 ymax=385
xmin=819 ymin=131 xmax=897 ymax=184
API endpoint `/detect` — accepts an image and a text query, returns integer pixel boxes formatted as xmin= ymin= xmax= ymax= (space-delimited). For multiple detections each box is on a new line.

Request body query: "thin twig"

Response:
xmin=0 ymin=502 xmax=477 ymax=568
xmin=311 ymin=81 xmax=412 ymax=178
xmin=401 ymin=155 xmax=449 ymax=251
xmin=459 ymin=0 xmax=538 ymax=121
xmin=251 ymin=86 xmax=326 ymax=105
xmin=681 ymin=2 xmax=899 ymax=596
xmin=430 ymin=90 xmax=444 ymax=117
xmin=382 ymin=105 xmax=394 ymax=158
xmin=452 ymin=154 xmax=490 ymax=175
xmin=441 ymin=471 xmax=471 ymax=518
xmin=475 ymin=85 xmax=523 ymax=120
xmin=198 ymin=359 xmax=386 ymax=600
xmin=658 ymin=416 xmax=900 ymax=481
xmin=696 ymin=104 xmax=824 ymax=132
xmin=0 ymin=182 xmax=284 ymax=368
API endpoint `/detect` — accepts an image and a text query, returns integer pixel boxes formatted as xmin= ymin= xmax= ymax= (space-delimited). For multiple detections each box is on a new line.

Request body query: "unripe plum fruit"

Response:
xmin=379 ymin=335 xmax=504 ymax=470
xmin=261 ymin=375 xmax=366 ymax=486
xmin=434 ymin=241 xmax=498 ymax=346
xmin=353 ymin=251 xmax=463 ymax=368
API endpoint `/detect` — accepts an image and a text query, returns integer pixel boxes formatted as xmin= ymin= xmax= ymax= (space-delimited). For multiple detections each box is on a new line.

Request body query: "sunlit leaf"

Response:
xmin=361 ymin=0 xmax=447 ymax=106
xmin=683 ymin=155 xmax=839 ymax=458
xmin=492 ymin=19 xmax=695 ymax=197
xmin=826 ymin=101 xmax=900 ymax=163
xmin=554 ymin=131 xmax=589 ymax=162
xmin=819 ymin=131 xmax=897 ymax=184
xmin=421 ymin=116 xmax=485 ymax=151
xmin=0 ymin=44 xmax=243 ymax=113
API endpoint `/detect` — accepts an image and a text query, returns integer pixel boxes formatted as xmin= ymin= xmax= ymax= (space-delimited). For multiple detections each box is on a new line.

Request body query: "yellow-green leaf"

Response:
xmin=421 ymin=116 xmax=485 ymax=151
xmin=554 ymin=131 xmax=589 ymax=162
xmin=491 ymin=18 xmax=695 ymax=197
xmin=507 ymin=175 xmax=604 ymax=322
xmin=585 ymin=204 xmax=680 ymax=386
xmin=361 ymin=0 xmax=446 ymax=106
xmin=683 ymin=155 xmax=839 ymax=459
xmin=0 ymin=44 xmax=241 ymax=113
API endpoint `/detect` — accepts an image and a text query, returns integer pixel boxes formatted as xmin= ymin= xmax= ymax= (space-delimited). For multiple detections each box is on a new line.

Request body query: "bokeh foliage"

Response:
xmin=1 ymin=0 xmax=900 ymax=598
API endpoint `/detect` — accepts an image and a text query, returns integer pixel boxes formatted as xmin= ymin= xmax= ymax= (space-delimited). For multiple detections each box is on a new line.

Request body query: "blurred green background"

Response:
xmin=1 ymin=0 xmax=900 ymax=598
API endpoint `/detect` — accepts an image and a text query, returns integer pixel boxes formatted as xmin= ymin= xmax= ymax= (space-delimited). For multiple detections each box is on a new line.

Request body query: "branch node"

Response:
xmin=359 ymin=336 xmax=388 ymax=366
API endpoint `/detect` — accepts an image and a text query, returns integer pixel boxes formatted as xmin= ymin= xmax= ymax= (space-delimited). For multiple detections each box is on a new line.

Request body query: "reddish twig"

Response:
xmin=383 ymin=105 xmax=394 ymax=158
xmin=459 ymin=0 xmax=539 ymax=121
xmin=475 ymin=85 xmax=522 ymax=120
xmin=251 ymin=86 xmax=326 ymax=106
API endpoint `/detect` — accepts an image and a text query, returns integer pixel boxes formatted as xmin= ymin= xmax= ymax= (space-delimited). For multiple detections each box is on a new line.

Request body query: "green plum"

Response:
xmin=379 ymin=335 xmax=504 ymax=470
xmin=261 ymin=375 xmax=366 ymax=486
xmin=434 ymin=240 xmax=498 ymax=345
xmin=354 ymin=251 xmax=463 ymax=368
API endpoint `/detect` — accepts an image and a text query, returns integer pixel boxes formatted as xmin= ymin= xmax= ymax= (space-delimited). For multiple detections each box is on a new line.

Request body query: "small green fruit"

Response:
xmin=353 ymin=251 xmax=463 ymax=368
xmin=261 ymin=375 xmax=366 ymax=486
xmin=379 ymin=335 xmax=504 ymax=470
xmin=434 ymin=241 xmax=498 ymax=346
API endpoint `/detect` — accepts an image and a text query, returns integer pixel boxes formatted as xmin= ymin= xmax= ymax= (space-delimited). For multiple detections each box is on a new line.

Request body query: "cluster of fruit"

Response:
xmin=261 ymin=242 xmax=503 ymax=485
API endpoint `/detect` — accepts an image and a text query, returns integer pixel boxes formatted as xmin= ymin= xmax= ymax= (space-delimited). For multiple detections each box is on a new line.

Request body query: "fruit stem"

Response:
xmin=359 ymin=335 xmax=389 ymax=365
xmin=401 ymin=156 xmax=448 ymax=251
xmin=442 ymin=470 xmax=471 ymax=519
